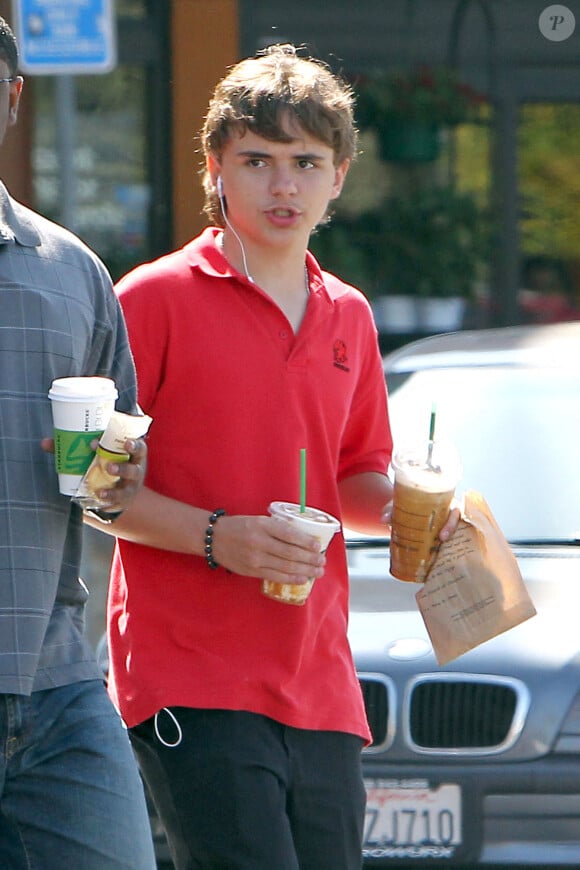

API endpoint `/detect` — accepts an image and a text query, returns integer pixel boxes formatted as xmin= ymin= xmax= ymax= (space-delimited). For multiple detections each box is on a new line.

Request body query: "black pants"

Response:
xmin=130 ymin=708 xmax=366 ymax=870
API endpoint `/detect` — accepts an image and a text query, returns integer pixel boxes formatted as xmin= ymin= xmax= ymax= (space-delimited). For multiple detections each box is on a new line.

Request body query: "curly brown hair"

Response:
xmin=200 ymin=44 xmax=357 ymax=227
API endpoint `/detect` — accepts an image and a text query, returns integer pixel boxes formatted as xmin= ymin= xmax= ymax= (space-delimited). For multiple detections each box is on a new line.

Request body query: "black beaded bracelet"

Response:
xmin=83 ymin=507 xmax=124 ymax=525
xmin=204 ymin=509 xmax=226 ymax=569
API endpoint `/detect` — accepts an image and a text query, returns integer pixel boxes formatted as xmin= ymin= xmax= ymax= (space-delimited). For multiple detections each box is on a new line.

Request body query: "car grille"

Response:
xmin=359 ymin=673 xmax=528 ymax=756
xmin=408 ymin=678 xmax=517 ymax=748
xmin=360 ymin=674 xmax=394 ymax=751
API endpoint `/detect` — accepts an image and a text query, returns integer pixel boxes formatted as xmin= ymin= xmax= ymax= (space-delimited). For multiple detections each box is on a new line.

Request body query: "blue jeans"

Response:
xmin=0 ymin=680 xmax=156 ymax=870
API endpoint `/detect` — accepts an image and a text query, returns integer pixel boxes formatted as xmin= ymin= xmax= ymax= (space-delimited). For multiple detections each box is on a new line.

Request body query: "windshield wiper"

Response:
xmin=346 ymin=537 xmax=580 ymax=549
xmin=510 ymin=538 xmax=580 ymax=547
xmin=346 ymin=537 xmax=390 ymax=549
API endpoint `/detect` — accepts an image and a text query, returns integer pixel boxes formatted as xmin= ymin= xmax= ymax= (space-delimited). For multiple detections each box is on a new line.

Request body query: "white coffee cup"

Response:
xmin=262 ymin=501 xmax=341 ymax=605
xmin=48 ymin=377 xmax=118 ymax=495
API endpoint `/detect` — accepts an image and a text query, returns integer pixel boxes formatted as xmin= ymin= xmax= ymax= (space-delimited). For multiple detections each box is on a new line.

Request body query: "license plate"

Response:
xmin=363 ymin=779 xmax=462 ymax=860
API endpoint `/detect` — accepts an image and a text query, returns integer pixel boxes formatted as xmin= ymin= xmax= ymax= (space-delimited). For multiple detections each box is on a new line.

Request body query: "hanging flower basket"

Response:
xmin=378 ymin=118 xmax=441 ymax=163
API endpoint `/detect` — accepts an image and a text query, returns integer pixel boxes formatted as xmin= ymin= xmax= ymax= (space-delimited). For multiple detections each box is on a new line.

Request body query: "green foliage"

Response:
xmin=519 ymin=104 xmax=580 ymax=259
xmin=377 ymin=186 xmax=491 ymax=298
xmin=309 ymin=222 xmax=376 ymax=295
xmin=311 ymin=186 xmax=491 ymax=300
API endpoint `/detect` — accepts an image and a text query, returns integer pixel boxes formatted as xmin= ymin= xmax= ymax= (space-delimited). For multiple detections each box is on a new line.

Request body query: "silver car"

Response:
xmin=350 ymin=321 xmax=580 ymax=867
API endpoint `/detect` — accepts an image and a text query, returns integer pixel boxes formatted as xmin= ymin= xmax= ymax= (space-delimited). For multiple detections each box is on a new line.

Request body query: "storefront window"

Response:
xmin=32 ymin=67 xmax=149 ymax=280
xmin=310 ymin=104 xmax=492 ymax=310
xmin=29 ymin=4 xmax=170 ymax=281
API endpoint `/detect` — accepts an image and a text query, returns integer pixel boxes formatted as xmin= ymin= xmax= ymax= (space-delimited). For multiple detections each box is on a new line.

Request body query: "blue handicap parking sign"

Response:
xmin=12 ymin=0 xmax=117 ymax=74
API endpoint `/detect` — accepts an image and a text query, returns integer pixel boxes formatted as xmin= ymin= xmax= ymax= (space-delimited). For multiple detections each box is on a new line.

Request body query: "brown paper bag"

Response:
xmin=416 ymin=490 xmax=537 ymax=665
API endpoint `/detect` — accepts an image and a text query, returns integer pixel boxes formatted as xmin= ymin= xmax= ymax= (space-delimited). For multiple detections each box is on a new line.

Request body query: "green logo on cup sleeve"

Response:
xmin=54 ymin=429 xmax=103 ymax=475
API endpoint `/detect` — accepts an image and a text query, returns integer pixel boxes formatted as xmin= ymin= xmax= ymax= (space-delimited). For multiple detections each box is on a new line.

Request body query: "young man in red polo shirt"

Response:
xmin=101 ymin=44 xmax=458 ymax=869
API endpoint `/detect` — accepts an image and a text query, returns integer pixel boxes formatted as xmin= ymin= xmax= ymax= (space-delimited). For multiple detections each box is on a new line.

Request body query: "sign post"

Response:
xmin=12 ymin=0 xmax=116 ymax=76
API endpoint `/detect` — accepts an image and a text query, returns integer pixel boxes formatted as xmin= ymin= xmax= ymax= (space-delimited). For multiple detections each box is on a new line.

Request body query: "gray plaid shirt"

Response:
xmin=0 ymin=182 xmax=137 ymax=695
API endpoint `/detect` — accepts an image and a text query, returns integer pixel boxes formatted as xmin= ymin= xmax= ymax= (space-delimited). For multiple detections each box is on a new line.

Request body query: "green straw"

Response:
xmin=427 ymin=404 xmax=436 ymax=465
xmin=299 ymin=448 xmax=307 ymax=513
xmin=429 ymin=403 xmax=437 ymax=441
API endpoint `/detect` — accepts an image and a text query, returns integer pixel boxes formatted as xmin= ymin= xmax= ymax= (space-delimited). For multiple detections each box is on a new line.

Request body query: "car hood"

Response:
xmin=348 ymin=544 xmax=580 ymax=760
xmin=348 ymin=543 xmax=580 ymax=667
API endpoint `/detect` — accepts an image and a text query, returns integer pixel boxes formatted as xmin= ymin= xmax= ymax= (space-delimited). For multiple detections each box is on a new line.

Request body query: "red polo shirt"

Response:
xmin=107 ymin=227 xmax=392 ymax=741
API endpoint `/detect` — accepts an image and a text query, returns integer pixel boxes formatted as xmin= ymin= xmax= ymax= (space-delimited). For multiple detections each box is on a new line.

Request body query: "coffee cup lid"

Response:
xmin=48 ymin=376 xmax=118 ymax=402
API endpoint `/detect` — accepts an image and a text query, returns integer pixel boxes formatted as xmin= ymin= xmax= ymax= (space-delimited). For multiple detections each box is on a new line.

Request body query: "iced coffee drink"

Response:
xmin=390 ymin=441 xmax=461 ymax=583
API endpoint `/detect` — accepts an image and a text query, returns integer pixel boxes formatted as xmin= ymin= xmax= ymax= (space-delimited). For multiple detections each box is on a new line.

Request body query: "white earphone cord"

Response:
xmin=154 ymin=707 xmax=183 ymax=748
xmin=217 ymin=183 xmax=254 ymax=283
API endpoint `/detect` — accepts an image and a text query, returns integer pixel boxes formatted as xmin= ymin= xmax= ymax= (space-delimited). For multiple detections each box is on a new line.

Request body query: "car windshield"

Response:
xmin=386 ymin=365 xmax=580 ymax=544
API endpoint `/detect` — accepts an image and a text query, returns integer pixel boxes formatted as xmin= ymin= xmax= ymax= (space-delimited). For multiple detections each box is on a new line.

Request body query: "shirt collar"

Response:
xmin=184 ymin=226 xmax=237 ymax=279
xmin=0 ymin=181 xmax=41 ymax=247
xmin=184 ymin=225 xmax=333 ymax=303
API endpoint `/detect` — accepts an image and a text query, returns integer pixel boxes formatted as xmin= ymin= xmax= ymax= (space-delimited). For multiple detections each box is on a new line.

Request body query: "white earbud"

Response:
xmin=217 ymin=175 xmax=224 ymax=198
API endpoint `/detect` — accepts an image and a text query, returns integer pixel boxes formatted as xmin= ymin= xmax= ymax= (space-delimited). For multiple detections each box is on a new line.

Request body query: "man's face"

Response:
xmin=209 ymin=115 xmax=349 ymax=253
xmin=0 ymin=59 xmax=22 ymax=146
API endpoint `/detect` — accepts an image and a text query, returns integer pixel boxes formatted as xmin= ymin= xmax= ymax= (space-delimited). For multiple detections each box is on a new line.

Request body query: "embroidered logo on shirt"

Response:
xmin=333 ymin=339 xmax=350 ymax=372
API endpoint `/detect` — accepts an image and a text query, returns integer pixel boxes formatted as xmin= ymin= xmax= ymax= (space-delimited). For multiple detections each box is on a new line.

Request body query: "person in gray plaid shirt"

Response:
xmin=0 ymin=16 xmax=156 ymax=870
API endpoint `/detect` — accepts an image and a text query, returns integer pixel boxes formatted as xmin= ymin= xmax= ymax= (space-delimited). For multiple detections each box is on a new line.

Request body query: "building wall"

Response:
xmin=171 ymin=0 xmax=239 ymax=247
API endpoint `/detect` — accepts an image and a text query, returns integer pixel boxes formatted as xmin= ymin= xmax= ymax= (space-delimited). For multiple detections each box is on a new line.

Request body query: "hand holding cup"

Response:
xmin=389 ymin=440 xmax=462 ymax=583
xmin=262 ymin=501 xmax=341 ymax=605
xmin=48 ymin=377 xmax=118 ymax=496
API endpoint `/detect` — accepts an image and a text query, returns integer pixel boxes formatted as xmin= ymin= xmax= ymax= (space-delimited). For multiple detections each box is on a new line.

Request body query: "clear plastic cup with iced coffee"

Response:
xmin=389 ymin=440 xmax=462 ymax=583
